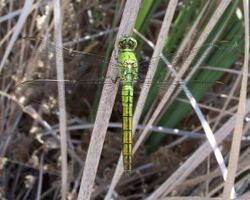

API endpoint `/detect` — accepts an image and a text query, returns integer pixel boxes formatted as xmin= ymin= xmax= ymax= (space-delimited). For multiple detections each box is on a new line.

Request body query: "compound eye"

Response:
xmin=118 ymin=40 xmax=125 ymax=48
xmin=118 ymin=36 xmax=137 ymax=50
xmin=130 ymin=39 xmax=137 ymax=50
xmin=128 ymin=40 xmax=134 ymax=48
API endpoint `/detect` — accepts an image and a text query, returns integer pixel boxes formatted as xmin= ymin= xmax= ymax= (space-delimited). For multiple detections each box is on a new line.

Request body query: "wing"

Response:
xmin=23 ymin=36 xmax=119 ymax=81
xmin=18 ymin=37 xmax=240 ymax=114
xmin=134 ymin=39 xmax=241 ymax=97
xmin=18 ymin=37 xmax=118 ymax=113
xmin=137 ymin=40 xmax=241 ymax=75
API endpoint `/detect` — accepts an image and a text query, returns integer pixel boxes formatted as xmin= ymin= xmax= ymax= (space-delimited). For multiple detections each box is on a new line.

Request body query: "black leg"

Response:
xmin=111 ymin=75 xmax=119 ymax=83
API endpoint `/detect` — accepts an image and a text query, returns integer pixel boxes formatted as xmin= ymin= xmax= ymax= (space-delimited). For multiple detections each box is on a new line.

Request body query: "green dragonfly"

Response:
xmin=16 ymin=35 xmax=241 ymax=174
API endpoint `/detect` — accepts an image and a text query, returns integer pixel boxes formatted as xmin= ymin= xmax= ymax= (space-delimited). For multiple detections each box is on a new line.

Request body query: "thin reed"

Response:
xmin=0 ymin=1 xmax=248 ymax=200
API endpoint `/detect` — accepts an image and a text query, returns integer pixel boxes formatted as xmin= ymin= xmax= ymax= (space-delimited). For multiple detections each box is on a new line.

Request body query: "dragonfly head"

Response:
xmin=117 ymin=35 xmax=137 ymax=51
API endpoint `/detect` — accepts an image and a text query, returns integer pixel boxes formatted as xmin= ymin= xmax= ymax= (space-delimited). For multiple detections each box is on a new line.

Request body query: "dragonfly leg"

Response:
xmin=110 ymin=75 xmax=120 ymax=84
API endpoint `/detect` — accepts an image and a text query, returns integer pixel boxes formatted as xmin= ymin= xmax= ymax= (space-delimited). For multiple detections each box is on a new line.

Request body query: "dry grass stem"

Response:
xmin=77 ymin=1 xmax=142 ymax=199
xmin=222 ymin=0 xmax=249 ymax=199
xmin=146 ymin=100 xmax=250 ymax=199
xmin=0 ymin=1 xmax=247 ymax=199
xmin=53 ymin=0 xmax=68 ymax=199
xmin=105 ymin=1 xmax=179 ymax=198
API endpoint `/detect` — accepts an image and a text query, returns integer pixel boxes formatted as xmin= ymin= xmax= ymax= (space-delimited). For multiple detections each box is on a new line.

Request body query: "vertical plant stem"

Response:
xmin=36 ymin=154 xmax=44 ymax=200
xmin=53 ymin=0 xmax=68 ymax=199
xmin=134 ymin=0 xmax=233 ymax=186
xmin=105 ymin=1 xmax=178 ymax=199
xmin=222 ymin=0 xmax=249 ymax=199
xmin=77 ymin=1 xmax=142 ymax=200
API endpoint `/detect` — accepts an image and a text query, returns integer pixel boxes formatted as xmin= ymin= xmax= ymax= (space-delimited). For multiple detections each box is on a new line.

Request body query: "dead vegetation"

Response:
xmin=0 ymin=0 xmax=249 ymax=200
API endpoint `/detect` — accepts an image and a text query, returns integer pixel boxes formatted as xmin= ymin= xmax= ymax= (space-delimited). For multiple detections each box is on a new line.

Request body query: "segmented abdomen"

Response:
xmin=122 ymin=84 xmax=133 ymax=173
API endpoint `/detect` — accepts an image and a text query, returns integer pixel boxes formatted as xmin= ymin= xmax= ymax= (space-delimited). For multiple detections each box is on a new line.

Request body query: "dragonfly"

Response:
xmin=16 ymin=35 xmax=242 ymax=174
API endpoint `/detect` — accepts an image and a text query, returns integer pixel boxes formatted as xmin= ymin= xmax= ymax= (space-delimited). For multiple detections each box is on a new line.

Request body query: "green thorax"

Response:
xmin=117 ymin=35 xmax=138 ymax=84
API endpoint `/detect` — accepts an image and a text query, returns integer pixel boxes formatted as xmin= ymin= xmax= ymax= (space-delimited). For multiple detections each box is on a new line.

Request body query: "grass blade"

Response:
xmin=222 ymin=0 xmax=249 ymax=199
xmin=146 ymin=100 xmax=250 ymax=199
xmin=0 ymin=0 xmax=34 ymax=73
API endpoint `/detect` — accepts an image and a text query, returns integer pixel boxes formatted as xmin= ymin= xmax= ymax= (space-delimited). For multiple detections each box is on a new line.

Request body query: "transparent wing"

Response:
xmin=23 ymin=36 xmax=116 ymax=69
xmin=15 ymin=79 xmax=110 ymax=113
xmin=23 ymin=36 xmax=120 ymax=91
xmin=18 ymin=37 xmax=240 ymax=111
xmin=15 ymin=76 xmax=226 ymax=111
xmin=23 ymin=37 xmax=241 ymax=80
xmin=138 ymin=40 xmax=241 ymax=73
xmin=136 ymin=39 xmax=241 ymax=101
